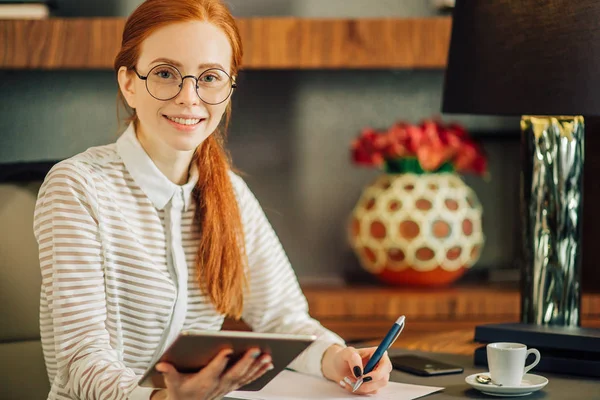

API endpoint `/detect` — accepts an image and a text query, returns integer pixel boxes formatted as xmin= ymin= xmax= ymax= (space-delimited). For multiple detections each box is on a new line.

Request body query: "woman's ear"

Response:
xmin=117 ymin=66 xmax=137 ymax=109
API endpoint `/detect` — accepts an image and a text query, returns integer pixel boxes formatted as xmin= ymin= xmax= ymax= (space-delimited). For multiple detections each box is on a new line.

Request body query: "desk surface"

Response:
xmin=388 ymin=348 xmax=600 ymax=400
xmin=227 ymin=328 xmax=600 ymax=399
xmin=369 ymin=328 xmax=599 ymax=398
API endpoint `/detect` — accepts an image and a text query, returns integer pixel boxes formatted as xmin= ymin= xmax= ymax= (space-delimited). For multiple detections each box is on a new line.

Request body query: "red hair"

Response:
xmin=114 ymin=0 xmax=247 ymax=319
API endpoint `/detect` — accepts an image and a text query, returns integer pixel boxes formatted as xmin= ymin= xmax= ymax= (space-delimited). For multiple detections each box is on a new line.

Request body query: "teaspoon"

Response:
xmin=476 ymin=374 xmax=503 ymax=386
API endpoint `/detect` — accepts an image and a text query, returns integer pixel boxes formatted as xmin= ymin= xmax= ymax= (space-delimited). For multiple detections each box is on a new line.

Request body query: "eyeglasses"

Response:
xmin=133 ymin=64 xmax=237 ymax=105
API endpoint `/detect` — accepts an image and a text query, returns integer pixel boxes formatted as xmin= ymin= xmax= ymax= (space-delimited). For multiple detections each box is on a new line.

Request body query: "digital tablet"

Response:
xmin=138 ymin=330 xmax=317 ymax=391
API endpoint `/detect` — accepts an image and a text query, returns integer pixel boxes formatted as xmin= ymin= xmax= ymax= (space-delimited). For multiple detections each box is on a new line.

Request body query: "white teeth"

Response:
xmin=167 ymin=116 xmax=201 ymax=125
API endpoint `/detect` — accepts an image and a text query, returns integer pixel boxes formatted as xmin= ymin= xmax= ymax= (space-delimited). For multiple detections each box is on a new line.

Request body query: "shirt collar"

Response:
xmin=116 ymin=122 xmax=199 ymax=211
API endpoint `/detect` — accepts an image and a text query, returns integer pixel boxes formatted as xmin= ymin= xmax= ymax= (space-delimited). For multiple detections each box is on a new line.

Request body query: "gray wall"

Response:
xmin=0 ymin=0 xmax=521 ymax=285
xmin=52 ymin=0 xmax=441 ymax=17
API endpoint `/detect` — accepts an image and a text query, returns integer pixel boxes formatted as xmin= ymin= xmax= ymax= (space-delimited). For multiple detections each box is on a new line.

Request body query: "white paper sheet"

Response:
xmin=227 ymin=370 xmax=444 ymax=400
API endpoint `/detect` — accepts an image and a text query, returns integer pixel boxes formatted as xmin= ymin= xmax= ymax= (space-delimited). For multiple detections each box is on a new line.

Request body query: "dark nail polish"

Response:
xmin=353 ymin=366 xmax=362 ymax=378
xmin=363 ymin=376 xmax=373 ymax=382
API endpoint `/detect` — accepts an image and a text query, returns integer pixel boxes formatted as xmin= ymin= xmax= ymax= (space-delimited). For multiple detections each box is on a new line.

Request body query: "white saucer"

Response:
xmin=465 ymin=372 xmax=548 ymax=397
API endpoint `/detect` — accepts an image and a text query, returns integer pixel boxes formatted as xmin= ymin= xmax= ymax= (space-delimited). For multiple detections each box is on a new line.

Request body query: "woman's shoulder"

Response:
xmin=227 ymin=169 xmax=247 ymax=190
xmin=227 ymin=170 xmax=257 ymax=203
xmin=41 ymin=143 xmax=119 ymax=193
xmin=57 ymin=142 xmax=118 ymax=170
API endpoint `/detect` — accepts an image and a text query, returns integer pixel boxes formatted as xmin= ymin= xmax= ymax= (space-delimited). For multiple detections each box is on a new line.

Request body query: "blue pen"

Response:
xmin=352 ymin=315 xmax=405 ymax=392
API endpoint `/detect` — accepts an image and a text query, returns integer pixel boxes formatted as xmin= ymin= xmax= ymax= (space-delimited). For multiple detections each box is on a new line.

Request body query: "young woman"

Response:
xmin=33 ymin=0 xmax=393 ymax=399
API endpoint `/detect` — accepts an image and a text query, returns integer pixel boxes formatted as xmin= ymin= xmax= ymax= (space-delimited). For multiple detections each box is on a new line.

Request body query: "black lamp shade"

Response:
xmin=442 ymin=0 xmax=600 ymax=116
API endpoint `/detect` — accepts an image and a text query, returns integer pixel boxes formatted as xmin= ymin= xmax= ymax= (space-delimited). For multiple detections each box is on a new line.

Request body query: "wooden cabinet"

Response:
xmin=303 ymin=284 xmax=600 ymax=341
xmin=224 ymin=283 xmax=600 ymax=343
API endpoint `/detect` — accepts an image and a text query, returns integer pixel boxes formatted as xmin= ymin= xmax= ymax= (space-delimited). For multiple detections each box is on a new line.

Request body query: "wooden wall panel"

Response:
xmin=0 ymin=17 xmax=451 ymax=69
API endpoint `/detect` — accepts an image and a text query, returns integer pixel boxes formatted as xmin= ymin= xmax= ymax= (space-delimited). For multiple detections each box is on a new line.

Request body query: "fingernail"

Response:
xmin=339 ymin=380 xmax=346 ymax=388
xmin=266 ymin=364 xmax=274 ymax=371
xmin=343 ymin=376 xmax=354 ymax=386
xmin=260 ymin=357 xmax=272 ymax=364
xmin=353 ymin=366 xmax=362 ymax=378
xmin=251 ymin=350 xmax=261 ymax=358
xmin=363 ymin=376 xmax=373 ymax=382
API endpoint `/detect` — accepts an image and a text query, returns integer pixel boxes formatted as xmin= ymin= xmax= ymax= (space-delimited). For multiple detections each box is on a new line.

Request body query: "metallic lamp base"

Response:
xmin=520 ymin=115 xmax=584 ymax=326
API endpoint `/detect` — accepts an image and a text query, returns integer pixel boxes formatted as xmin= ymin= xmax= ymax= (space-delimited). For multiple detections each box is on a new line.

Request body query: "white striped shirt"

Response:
xmin=33 ymin=123 xmax=345 ymax=400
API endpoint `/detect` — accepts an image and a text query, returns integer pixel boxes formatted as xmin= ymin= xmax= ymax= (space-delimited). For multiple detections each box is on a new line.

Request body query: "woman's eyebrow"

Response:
xmin=149 ymin=58 xmax=226 ymax=71
xmin=199 ymin=62 xmax=226 ymax=70
xmin=149 ymin=57 xmax=182 ymax=67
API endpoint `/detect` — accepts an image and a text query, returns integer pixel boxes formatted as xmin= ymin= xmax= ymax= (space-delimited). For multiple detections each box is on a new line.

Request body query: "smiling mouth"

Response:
xmin=164 ymin=115 xmax=205 ymax=126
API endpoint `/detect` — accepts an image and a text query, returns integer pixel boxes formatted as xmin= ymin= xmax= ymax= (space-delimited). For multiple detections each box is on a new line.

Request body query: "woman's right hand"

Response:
xmin=152 ymin=347 xmax=274 ymax=400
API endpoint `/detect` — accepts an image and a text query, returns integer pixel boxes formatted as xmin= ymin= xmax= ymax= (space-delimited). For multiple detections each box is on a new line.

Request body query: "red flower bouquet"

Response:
xmin=350 ymin=119 xmax=487 ymax=176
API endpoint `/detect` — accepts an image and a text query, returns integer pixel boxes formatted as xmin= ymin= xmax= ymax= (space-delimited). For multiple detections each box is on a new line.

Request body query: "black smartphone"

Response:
xmin=390 ymin=354 xmax=464 ymax=376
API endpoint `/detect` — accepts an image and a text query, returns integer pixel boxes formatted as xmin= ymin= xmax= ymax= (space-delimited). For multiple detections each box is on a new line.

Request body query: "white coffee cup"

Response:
xmin=486 ymin=342 xmax=541 ymax=386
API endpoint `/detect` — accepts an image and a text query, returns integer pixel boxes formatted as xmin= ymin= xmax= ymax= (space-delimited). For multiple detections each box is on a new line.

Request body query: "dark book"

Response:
xmin=474 ymin=323 xmax=600 ymax=354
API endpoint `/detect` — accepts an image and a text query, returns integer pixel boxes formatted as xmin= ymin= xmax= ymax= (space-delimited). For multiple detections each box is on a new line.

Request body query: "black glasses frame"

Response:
xmin=132 ymin=64 xmax=237 ymax=105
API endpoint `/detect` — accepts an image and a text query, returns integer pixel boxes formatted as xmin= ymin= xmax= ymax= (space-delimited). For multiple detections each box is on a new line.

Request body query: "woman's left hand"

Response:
xmin=321 ymin=345 xmax=393 ymax=395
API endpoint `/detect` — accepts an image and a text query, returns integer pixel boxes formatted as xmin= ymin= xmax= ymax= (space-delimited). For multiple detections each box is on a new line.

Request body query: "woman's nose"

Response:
xmin=176 ymin=77 xmax=200 ymax=105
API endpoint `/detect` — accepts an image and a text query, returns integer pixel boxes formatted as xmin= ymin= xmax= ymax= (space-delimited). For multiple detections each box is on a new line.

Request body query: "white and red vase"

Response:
xmin=348 ymin=160 xmax=485 ymax=286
